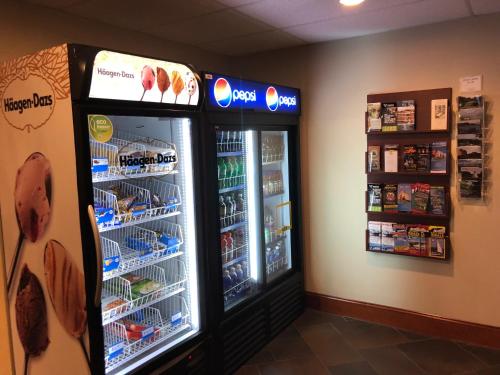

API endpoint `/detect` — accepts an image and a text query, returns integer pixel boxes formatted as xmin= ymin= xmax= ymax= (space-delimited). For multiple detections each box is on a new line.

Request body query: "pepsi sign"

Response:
xmin=205 ymin=73 xmax=300 ymax=114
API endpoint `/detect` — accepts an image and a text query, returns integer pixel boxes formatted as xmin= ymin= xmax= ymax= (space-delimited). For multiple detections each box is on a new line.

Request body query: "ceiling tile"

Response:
xmin=216 ymin=0 xmax=264 ymax=7
xmin=65 ymin=0 xmax=224 ymax=32
xmin=144 ymin=8 xmax=274 ymax=45
xmin=469 ymin=0 xmax=500 ymax=14
xmin=286 ymin=0 xmax=470 ymax=42
xmin=200 ymin=29 xmax=305 ymax=55
xmin=22 ymin=0 xmax=83 ymax=7
xmin=235 ymin=0 xmax=424 ymax=28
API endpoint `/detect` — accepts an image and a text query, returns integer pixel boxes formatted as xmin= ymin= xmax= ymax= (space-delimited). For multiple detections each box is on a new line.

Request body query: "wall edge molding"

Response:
xmin=306 ymin=292 xmax=500 ymax=349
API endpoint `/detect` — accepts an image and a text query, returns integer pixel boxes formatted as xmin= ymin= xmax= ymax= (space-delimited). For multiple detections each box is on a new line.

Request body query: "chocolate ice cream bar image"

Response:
xmin=8 ymin=152 xmax=52 ymax=294
xmin=16 ymin=264 xmax=50 ymax=374
xmin=44 ymin=240 xmax=89 ymax=367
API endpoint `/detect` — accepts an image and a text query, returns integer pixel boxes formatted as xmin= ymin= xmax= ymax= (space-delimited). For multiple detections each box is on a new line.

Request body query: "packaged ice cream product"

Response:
xmin=15 ymin=265 xmax=50 ymax=363
xmin=43 ymin=240 xmax=87 ymax=338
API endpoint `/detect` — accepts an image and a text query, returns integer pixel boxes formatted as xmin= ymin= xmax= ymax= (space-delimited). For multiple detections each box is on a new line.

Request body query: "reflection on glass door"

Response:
xmin=261 ymin=131 xmax=292 ymax=282
xmin=216 ymin=130 xmax=261 ymax=311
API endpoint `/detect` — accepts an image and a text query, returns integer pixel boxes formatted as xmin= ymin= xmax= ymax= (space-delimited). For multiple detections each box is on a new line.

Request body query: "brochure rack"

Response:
xmin=365 ymin=88 xmax=452 ymax=260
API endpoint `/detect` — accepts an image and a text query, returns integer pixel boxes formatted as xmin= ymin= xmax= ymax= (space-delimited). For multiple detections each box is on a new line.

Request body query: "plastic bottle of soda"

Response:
xmin=241 ymin=261 xmax=249 ymax=278
xmin=229 ymin=267 xmax=239 ymax=285
xmin=226 ymin=232 xmax=234 ymax=261
xmin=219 ymin=158 xmax=227 ymax=188
xmin=235 ymin=264 xmax=244 ymax=281
xmin=225 ymin=195 xmax=234 ymax=225
xmin=226 ymin=158 xmax=235 ymax=187
xmin=219 ymin=195 xmax=226 ymax=227
xmin=223 ymin=270 xmax=232 ymax=291
xmin=220 ymin=233 xmax=227 ymax=261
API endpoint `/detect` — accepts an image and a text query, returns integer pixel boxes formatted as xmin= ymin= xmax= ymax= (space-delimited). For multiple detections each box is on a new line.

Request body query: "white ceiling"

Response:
xmin=23 ymin=0 xmax=500 ymax=55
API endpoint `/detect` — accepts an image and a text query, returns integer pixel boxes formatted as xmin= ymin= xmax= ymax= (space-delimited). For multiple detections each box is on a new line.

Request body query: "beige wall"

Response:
xmin=238 ymin=13 xmax=500 ymax=327
xmin=0 ymin=1 xmax=230 ymax=72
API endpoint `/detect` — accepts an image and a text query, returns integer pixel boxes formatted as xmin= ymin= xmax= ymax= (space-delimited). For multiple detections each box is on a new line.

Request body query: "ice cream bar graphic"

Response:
xmin=186 ymin=76 xmax=197 ymax=105
xmin=8 ymin=153 xmax=52 ymax=294
xmin=44 ymin=240 xmax=89 ymax=367
xmin=16 ymin=264 xmax=50 ymax=374
xmin=140 ymin=65 xmax=155 ymax=101
xmin=157 ymin=67 xmax=170 ymax=103
xmin=171 ymin=71 xmax=184 ymax=104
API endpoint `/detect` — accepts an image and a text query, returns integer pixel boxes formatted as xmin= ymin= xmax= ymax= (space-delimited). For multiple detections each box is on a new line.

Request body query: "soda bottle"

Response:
xmin=223 ymin=270 xmax=232 ymax=291
xmin=221 ymin=233 xmax=227 ymax=261
xmin=226 ymin=232 xmax=234 ymax=261
xmin=226 ymin=158 xmax=235 ymax=187
xmin=264 ymin=227 xmax=270 ymax=245
xmin=219 ymin=158 xmax=227 ymax=188
xmin=236 ymin=193 xmax=245 ymax=213
xmin=238 ymin=131 xmax=243 ymax=152
xmin=219 ymin=195 xmax=226 ymax=227
xmin=232 ymin=131 xmax=239 ymax=151
xmin=229 ymin=267 xmax=239 ymax=285
xmin=241 ymin=261 xmax=249 ymax=278
xmin=235 ymin=264 xmax=244 ymax=281
xmin=225 ymin=195 xmax=234 ymax=225
xmin=230 ymin=194 xmax=239 ymax=222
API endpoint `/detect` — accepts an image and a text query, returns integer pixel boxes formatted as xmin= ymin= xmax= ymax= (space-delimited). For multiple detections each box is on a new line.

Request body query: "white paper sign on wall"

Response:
xmin=459 ymin=75 xmax=482 ymax=93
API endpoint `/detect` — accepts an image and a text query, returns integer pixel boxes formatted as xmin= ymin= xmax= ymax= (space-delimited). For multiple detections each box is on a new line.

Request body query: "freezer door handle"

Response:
xmin=275 ymin=201 xmax=292 ymax=235
xmin=88 ymin=205 xmax=103 ymax=307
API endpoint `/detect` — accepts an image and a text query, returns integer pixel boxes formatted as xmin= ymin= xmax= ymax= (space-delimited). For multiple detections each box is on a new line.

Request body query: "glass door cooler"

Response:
xmin=216 ymin=130 xmax=261 ymax=311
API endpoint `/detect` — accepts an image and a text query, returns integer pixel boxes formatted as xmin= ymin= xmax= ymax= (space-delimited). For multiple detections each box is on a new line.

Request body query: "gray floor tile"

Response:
xmin=459 ymin=343 xmax=500 ymax=366
xmin=245 ymin=349 xmax=274 ymax=365
xmin=331 ymin=317 xmax=410 ymax=349
xmin=328 ymin=361 xmax=379 ymax=375
xmin=360 ymin=345 xmax=426 ymax=375
xmin=234 ymin=364 xmax=261 ymax=375
xmin=266 ymin=335 xmax=314 ymax=361
xmin=298 ymin=323 xmax=362 ymax=366
xmin=293 ymin=308 xmax=346 ymax=328
xmin=397 ymin=329 xmax=431 ymax=341
xmin=259 ymin=356 xmax=330 ymax=375
xmin=399 ymin=339 xmax=486 ymax=375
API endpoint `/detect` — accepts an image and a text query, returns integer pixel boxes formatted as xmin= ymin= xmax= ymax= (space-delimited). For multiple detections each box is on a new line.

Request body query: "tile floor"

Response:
xmin=235 ymin=309 xmax=500 ymax=375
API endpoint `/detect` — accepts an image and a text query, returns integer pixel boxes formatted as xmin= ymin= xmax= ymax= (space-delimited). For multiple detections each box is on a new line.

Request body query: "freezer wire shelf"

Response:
xmin=104 ymin=296 xmax=191 ymax=372
xmin=219 ymin=176 xmax=245 ymax=191
xmin=222 ymin=243 xmax=248 ymax=265
xmin=102 ymin=261 xmax=187 ymax=324
xmin=266 ymin=255 xmax=288 ymax=275
xmin=94 ymin=180 xmax=181 ymax=231
xmin=220 ymin=212 xmax=246 ymax=232
xmin=102 ymin=222 xmax=184 ymax=281
xmin=217 ymin=136 xmax=244 ymax=154
xmin=90 ymin=134 xmax=178 ymax=182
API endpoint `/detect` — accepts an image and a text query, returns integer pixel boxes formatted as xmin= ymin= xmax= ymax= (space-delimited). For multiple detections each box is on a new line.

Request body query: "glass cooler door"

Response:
xmin=216 ymin=129 xmax=262 ymax=312
xmin=261 ymin=131 xmax=293 ymax=282
xmin=88 ymin=115 xmax=200 ymax=374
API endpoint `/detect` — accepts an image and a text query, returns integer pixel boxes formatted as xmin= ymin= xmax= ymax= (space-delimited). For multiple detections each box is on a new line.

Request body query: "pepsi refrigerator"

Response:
xmin=202 ymin=73 xmax=304 ymax=374
xmin=0 ymin=44 xmax=208 ymax=375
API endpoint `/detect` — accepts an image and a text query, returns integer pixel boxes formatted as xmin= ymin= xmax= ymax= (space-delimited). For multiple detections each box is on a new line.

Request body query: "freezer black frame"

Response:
xmin=68 ymin=44 xmax=209 ymax=375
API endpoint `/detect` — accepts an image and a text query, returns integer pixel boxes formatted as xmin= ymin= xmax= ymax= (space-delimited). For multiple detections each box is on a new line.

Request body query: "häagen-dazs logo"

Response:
xmin=1 ymin=74 xmax=55 ymax=132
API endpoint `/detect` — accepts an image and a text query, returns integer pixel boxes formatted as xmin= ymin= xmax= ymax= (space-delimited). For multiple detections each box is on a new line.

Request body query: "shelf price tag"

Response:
xmin=141 ymin=326 xmax=154 ymax=341
xmin=171 ymin=312 xmax=182 ymax=327
xmin=107 ymin=341 xmax=125 ymax=360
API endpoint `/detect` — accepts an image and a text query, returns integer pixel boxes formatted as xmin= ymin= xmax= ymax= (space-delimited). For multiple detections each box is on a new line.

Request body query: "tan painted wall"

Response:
xmin=238 ymin=13 xmax=500 ymax=327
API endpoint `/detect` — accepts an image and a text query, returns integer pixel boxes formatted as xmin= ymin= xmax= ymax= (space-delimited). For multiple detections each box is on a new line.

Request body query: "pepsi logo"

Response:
xmin=266 ymin=86 xmax=278 ymax=111
xmin=214 ymin=78 xmax=232 ymax=108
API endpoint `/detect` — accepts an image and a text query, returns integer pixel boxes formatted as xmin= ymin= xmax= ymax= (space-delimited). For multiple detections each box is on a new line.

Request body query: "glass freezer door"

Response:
xmin=88 ymin=115 xmax=200 ymax=374
xmin=216 ymin=130 xmax=262 ymax=312
xmin=261 ymin=131 xmax=293 ymax=282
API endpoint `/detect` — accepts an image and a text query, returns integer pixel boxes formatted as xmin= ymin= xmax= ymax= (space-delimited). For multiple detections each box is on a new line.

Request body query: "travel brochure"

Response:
xmin=368 ymin=101 xmax=415 ymax=132
xmin=367 ymin=142 xmax=447 ymax=174
xmin=368 ymin=221 xmax=446 ymax=259
xmin=368 ymin=183 xmax=446 ymax=216
xmin=457 ymin=96 xmax=485 ymax=199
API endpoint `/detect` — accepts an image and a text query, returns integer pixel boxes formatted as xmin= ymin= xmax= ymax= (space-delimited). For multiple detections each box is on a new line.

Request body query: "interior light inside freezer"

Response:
xmin=246 ymin=130 xmax=259 ymax=280
xmin=182 ymin=118 xmax=200 ymax=330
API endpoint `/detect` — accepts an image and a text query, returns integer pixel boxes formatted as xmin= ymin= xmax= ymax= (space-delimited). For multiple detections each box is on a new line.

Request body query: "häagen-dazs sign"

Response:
xmin=2 ymin=74 xmax=55 ymax=132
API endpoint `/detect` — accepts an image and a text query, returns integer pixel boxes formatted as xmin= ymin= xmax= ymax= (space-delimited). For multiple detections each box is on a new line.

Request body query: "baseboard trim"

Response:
xmin=306 ymin=292 xmax=500 ymax=349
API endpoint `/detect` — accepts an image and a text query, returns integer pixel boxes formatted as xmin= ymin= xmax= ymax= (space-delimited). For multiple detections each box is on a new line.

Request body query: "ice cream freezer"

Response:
xmin=0 ymin=44 xmax=208 ymax=375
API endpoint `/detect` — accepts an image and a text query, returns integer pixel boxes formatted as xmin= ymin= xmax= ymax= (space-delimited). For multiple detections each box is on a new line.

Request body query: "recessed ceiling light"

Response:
xmin=340 ymin=0 xmax=365 ymax=6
